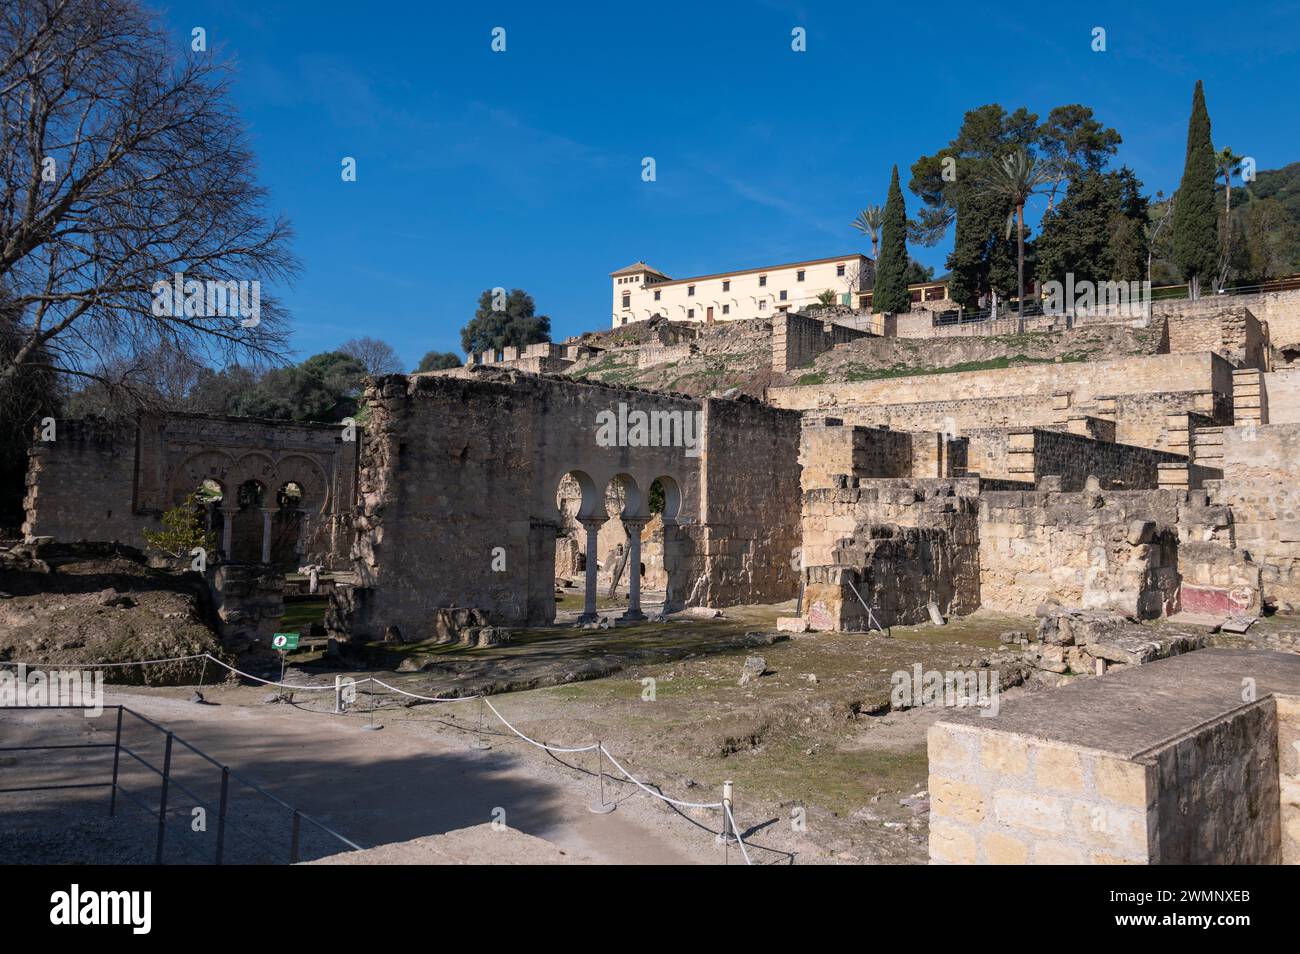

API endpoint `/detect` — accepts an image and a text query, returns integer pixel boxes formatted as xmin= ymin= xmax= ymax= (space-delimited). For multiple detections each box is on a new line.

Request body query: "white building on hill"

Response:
xmin=610 ymin=254 xmax=874 ymax=328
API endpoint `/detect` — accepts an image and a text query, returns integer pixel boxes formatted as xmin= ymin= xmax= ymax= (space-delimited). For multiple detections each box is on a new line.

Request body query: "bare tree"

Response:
xmin=0 ymin=0 xmax=298 ymax=394
xmin=340 ymin=336 xmax=402 ymax=376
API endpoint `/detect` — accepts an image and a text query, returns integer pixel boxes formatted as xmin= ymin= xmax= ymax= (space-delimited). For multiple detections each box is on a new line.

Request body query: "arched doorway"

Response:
xmin=231 ymin=479 xmax=266 ymax=563
xmin=271 ymin=481 xmax=305 ymax=569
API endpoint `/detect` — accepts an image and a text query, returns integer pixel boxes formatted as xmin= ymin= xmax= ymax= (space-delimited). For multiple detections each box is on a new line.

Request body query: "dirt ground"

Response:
xmin=2 ymin=601 xmax=1039 ymax=865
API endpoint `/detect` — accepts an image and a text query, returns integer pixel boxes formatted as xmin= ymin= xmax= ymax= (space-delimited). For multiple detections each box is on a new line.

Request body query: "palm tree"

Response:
xmin=1216 ymin=146 xmax=1241 ymax=219
xmin=850 ymin=205 xmax=884 ymax=259
xmin=977 ymin=149 xmax=1052 ymax=321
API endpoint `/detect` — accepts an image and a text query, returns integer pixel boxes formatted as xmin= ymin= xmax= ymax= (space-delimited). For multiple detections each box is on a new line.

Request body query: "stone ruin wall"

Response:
xmin=1152 ymin=287 xmax=1300 ymax=349
xmin=342 ymin=370 xmax=802 ymax=640
xmin=22 ymin=412 xmax=357 ymax=569
xmin=22 ymin=417 xmax=141 ymax=546
xmin=801 ymin=479 xmax=982 ymax=629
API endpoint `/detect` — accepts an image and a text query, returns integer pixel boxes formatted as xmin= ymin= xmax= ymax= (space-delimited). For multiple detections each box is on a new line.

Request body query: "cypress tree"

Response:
xmin=873 ymin=165 xmax=911 ymax=313
xmin=1172 ymin=80 xmax=1219 ymax=298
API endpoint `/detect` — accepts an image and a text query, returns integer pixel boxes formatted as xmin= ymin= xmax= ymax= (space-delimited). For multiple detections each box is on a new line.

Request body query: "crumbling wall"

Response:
xmin=978 ymin=490 xmax=1184 ymax=617
xmin=23 ymin=412 xmax=357 ymax=568
xmin=771 ymin=311 xmax=873 ymax=373
xmin=22 ymin=418 xmax=143 ymax=545
xmin=801 ymin=478 xmax=981 ymax=628
xmin=346 ymin=371 xmax=799 ymax=638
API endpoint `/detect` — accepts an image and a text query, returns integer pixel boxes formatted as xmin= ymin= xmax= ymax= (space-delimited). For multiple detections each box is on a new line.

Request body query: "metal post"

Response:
xmin=215 ymin=766 xmax=229 ymax=865
xmin=717 ymin=779 xmax=735 ymax=845
xmin=109 ymin=706 xmax=123 ymax=816
xmin=334 ymin=675 xmax=342 ymax=714
xmin=470 ymin=696 xmax=491 ymax=750
xmin=589 ymin=742 xmax=615 ymax=814
xmin=155 ymin=731 xmax=174 ymax=865
xmin=290 ymin=810 xmax=301 ymax=865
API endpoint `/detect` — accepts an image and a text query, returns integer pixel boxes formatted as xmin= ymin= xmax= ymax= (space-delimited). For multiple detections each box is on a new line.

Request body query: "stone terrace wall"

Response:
xmin=1165 ymin=306 xmax=1267 ymax=369
xmin=1153 ymin=287 xmax=1300 ymax=349
xmin=769 ymin=352 xmax=1233 ymax=413
xmin=1019 ymin=428 xmax=1190 ymax=491
xmin=1219 ymin=421 xmax=1300 ymax=481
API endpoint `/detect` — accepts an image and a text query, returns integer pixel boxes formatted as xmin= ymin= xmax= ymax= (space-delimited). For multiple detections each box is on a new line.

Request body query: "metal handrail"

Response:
xmin=0 ymin=704 xmax=361 ymax=864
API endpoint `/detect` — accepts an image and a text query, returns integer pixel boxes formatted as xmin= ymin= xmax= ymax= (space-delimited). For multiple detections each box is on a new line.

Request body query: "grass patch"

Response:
xmin=279 ymin=598 xmax=328 ymax=634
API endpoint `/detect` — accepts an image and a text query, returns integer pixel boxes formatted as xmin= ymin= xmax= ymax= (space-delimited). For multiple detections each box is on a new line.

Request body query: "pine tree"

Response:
xmin=873 ymin=165 xmax=911 ymax=313
xmin=1172 ymin=81 xmax=1219 ymax=298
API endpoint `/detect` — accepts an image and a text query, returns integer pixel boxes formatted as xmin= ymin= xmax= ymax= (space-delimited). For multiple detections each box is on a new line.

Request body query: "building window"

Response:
xmin=797 ymin=270 xmax=805 ymax=281
xmin=910 ymin=289 xmax=923 ymax=303
xmin=622 ymin=293 xmax=630 ymax=308
xmin=759 ymin=275 xmax=767 ymax=287
xmin=925 ymin=285 xmax=945 ymax=301
xmin=836 ymin=264 xmax=845 ymax=277
xmin=779 ymin=290 xmax=787 ymax=301
xmin=758 ymin=301 xmax=767 ymax=310
xmin=722 ymin=304 xmax=730 ymax=315
xmin=859 ymin=294 xmax=871 ymax=309
xmin=722 ymin=280 xmax=730 ymax=292
xmin=688 ymin=285 xmax=695 ymax=296
xmin=654 ymin=290 xmax=661 ymax=301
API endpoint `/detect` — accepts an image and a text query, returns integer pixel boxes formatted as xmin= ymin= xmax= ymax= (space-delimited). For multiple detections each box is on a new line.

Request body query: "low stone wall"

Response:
xmin=1153 ymin=287 xmax=1300 ymax=349
xmin=804 ymin=520 xmax=978 ymax=629
xmin=928 ymin=650 xmax=1300 ymax=865
xmin=1015 ymin=428 xmax=1189 ymax=491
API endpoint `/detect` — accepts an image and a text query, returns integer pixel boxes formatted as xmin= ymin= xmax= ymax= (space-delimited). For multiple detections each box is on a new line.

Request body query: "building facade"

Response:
xmin=611 ymin=254 xmax=874 ymax=328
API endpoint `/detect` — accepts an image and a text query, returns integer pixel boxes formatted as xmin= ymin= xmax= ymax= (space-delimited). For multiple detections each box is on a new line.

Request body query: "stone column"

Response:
xmin=621 ymin=517 xmax=648 ymax=621
xmin=220 ymin=505 xmax=235 ymax=559
xmin=577 ymin=517 xmax=605 ymax=624
xmin=260 ymin=508 xmax=274 ymax=564
xmin=295 ymin=508 xmax=310 ymax=562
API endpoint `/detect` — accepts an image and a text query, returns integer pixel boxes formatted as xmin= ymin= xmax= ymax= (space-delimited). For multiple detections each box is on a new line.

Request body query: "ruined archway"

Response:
xmin=231 ymin=479 xmax=266 ymax=563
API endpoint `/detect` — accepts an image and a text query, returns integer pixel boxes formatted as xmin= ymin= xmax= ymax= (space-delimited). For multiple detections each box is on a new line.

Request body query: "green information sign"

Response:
xmin=272 ymin=632 xmax=300 ymax=651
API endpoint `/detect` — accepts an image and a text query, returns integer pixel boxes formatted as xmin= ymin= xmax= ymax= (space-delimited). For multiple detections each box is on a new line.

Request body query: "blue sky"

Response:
xmin=161 ymin=0 xmax=1300 ymax=367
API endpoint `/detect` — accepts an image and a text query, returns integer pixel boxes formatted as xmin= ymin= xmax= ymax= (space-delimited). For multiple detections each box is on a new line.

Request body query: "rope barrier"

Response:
xmin=2 ymin=649 xmax=756 ymax=864
xmin=482 ymin=697 xmax=598 ymax=754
